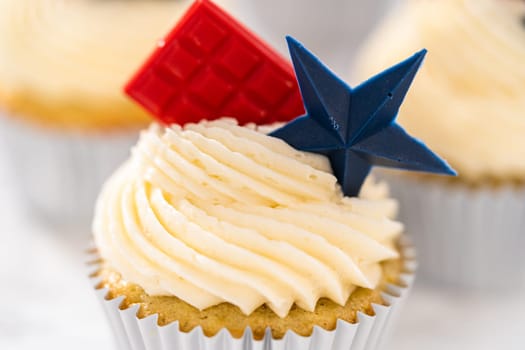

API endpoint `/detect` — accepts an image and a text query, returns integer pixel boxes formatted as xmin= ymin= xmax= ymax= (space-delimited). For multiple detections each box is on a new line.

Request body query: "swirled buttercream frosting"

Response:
xmin=93 ymin=119 xmax=403 ymax=317
xmin=0 ymin=0 xmax=195 ymax=99
xmin=0 ymin=0 xmax=194 ymax=127
xmin=355 ymin=0 xmax=525 ymax=182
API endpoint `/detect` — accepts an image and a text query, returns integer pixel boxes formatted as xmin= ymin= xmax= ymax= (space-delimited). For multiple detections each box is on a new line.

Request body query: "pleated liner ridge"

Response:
xmin=88 ymin=237 xmax=415 ymax=350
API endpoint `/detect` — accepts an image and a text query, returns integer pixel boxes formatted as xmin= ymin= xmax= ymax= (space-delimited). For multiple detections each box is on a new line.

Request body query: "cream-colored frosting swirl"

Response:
xmin=93 ymin=119 xmax=403 ymax=317
xmin=355 ymin=0 xmax=525 ymax=182
xmin=0 ymin=0 xmax=199 ymax=101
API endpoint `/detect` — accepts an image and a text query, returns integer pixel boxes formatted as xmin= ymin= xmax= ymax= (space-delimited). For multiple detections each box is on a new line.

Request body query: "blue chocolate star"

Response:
xmin=271 ymin=37 xmax=456 ymax=197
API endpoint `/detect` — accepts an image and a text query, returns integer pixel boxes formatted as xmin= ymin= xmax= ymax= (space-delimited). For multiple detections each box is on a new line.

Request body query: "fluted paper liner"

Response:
xmin=0 ymin=116 xmax=139 ymax=227
xmin=381 ymin=172 xmax=525 ymax=290
xmin=89 ymin=238 xmax=415 ymax=350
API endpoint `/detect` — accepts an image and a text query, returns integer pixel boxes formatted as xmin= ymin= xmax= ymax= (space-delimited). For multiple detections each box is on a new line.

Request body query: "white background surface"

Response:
xmin=0 ymin=143 xmax=524 ymax=350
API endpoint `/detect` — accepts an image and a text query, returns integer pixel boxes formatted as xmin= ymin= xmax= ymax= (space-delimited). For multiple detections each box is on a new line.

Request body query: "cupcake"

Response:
xmin=90 ymin=120 xmax=415 ymax=349
xmin=355 ymin=0 xmax=525 ymax=289
xmin=89 ymin=1 xmax=455 ymax=348
xmin=0 ymin=0 xmax=231 ymax=227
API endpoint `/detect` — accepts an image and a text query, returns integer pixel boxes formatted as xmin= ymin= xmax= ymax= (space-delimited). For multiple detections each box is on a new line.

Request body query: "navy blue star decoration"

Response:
xmin=271 ymin=37 xmax=456 ymax=197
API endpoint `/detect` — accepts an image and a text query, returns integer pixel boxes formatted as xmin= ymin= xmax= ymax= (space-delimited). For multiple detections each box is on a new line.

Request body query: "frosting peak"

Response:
xmin=0 ymin=0 xmax=195 ymax=99
xmin=93 ymin=119 xmax=402 ymax=317
xmin=355 ymin=0 xmax=525 ymax=182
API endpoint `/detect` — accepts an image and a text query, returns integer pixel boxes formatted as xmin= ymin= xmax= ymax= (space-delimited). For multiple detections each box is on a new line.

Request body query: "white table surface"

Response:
xmin=0 ymin=144 xmax=524 ymax=350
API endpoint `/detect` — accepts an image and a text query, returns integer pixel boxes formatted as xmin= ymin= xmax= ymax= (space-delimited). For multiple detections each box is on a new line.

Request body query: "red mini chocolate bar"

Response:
xmin=125 ymin=0 xmax=305 ymax=126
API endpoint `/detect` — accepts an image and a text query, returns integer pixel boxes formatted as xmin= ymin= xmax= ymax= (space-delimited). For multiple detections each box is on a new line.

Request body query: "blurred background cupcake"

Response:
xmin=354 ymin=0 xmax=525 ymax=289
xmin=90 ymin=120 xmax=416 ymax=350
xmin=0 ymin=0 xmax=232 ymax=229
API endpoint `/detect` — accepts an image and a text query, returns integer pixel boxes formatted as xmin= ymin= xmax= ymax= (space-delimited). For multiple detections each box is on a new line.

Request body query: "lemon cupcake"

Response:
xmin=355 ymin=0 xmax=525 ymax=289
xmin=0 ymin=0 xmax=234 ymax=226
xmin=90 ymin=119 xmax=416 ymax=349
xmin=86 ymin=1 xmax=462 ymax=347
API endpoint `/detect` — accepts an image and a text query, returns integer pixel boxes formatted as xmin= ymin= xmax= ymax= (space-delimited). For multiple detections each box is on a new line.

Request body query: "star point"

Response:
xmin=270 ymin=37 xmax=455 ymax=197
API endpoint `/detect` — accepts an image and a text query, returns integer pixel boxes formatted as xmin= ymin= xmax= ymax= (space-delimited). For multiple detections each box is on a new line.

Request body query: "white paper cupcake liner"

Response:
xmin=88 ymin=238 xmax=415 ymax=350
xmin=380 ymin=172 xmax=525 ymax=290
xmin=0 ymin=116 xmax=139 ymax=228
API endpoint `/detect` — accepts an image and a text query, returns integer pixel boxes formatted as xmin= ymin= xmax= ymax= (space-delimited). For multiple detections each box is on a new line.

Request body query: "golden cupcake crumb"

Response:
xmin=0 ymin=87 xmax=149 ymax=131
xmin=387 ymin=169 xmax=525 ymax=189
xmin=95 ymin=257 xmax=404 ymax=340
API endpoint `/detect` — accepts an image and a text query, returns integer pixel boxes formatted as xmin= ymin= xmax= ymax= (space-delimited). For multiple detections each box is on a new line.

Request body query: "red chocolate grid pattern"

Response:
xmin=125 ymin=0 xmax=305 ymax=126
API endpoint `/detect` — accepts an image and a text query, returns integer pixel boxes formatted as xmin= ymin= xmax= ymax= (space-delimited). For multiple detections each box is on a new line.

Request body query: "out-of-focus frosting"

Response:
xmin=355 ymin=0 xmax=525 ymax=182
xmin=0 ymin=0 xmax=196 ymax=101
xmin=93 ymin=119 xmax=403 ymax=318
xmin=0 ymin=0 xmax=199 ymax=128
